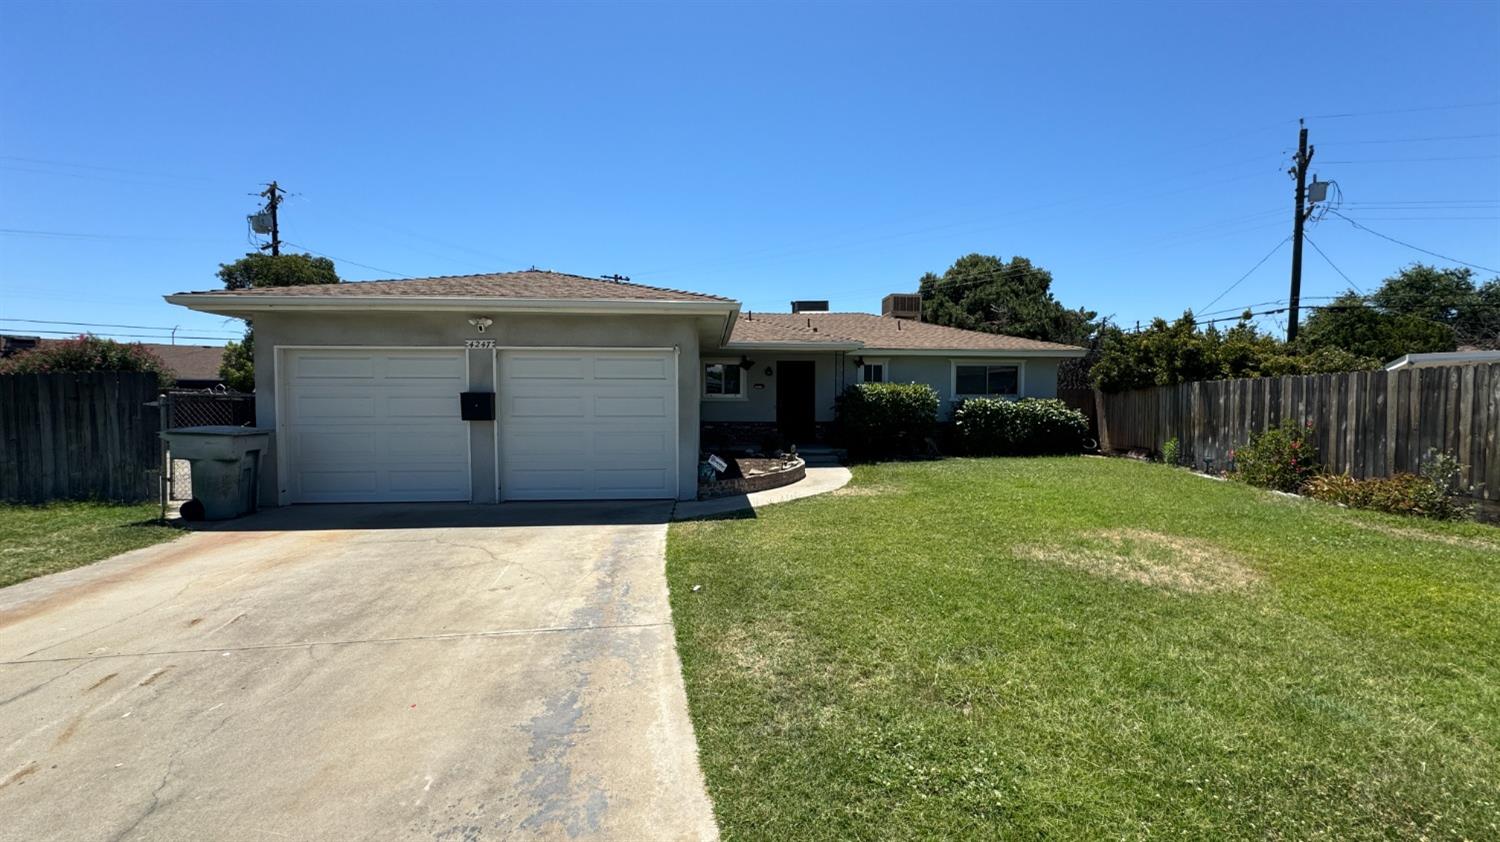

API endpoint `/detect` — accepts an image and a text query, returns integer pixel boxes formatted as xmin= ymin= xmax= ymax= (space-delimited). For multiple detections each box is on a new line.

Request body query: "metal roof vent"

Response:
xmin=791 ymin=300 xmax=829 ymax=313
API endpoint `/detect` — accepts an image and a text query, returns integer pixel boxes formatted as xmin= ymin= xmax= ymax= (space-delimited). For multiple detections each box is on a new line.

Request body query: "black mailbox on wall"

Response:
xmin=459 ymin=392 xmax=495 ymax=421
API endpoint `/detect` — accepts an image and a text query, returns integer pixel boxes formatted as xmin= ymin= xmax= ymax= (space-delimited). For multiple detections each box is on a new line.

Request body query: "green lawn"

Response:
xmin=666 ymin=458 xmax=1500 ymax=840
xmin=0 ymin=501 xmax=182 ymax=589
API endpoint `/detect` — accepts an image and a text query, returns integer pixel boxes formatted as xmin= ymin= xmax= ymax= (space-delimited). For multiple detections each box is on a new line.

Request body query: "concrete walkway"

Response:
xmin=0 ymin=502 xmax=717 ymax=841
xmin=673 ymin=466 xmax=853 ymax=520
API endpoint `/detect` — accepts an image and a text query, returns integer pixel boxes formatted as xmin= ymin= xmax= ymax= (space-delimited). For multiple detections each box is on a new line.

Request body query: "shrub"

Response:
xmin=0 ymin=334 xmax=175 ymax=386
xmin=834 ymin=382 xmax=939 ymax=461
xmin=1161 ymin=437 xmax=1181 ymax=467
xmin=953 ymin=398 xmax=1089 ymax=456
xmin=1230 ymin=420 xmax=1319 ymax=492
xmin=1303 ymin=453 xmax=1471 ymax=521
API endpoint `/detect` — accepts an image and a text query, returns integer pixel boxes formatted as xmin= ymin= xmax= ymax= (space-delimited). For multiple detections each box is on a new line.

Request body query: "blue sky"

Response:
xmin=2 ymin=0 xmax=1497 ymax=347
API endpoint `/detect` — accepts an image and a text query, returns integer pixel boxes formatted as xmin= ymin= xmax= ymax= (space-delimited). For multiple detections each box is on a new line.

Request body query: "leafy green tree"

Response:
xmin=219 ymin=332 xmax=254 ymax=393
xmin=215 ymin=253 xmax=340 ymax=392
xmin=1297 ymin=292 xmax=1454 ymax=362
xmin=0 ymin=334 xmax=176 ymax=386
xmin=917 ymin=254 xmax=1096 ymax=345
xmin=217 ymin=252 xmax=338 ymax=290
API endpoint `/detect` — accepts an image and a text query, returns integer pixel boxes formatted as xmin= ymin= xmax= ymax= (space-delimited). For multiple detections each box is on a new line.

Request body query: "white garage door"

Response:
xmin=499 ymin=350 xmax=677 ymax=500
xmin=281 ymin=348 xmax=470 ymax=503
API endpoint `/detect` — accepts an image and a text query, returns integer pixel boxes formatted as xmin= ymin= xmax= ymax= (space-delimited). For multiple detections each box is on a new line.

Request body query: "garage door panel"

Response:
xmin=283 ymin=349 xmax=470 ymax=503
xmin=296 ymin=395 xmax=376 ymax=421
xmin=510 ymin=395 xmax=587 ymax=419
xmin=386 ymin=395 xmax=459 ymax=418
xmin=499 ymin=350 xmax=676 ymax=501
xmin=594 ymin=468 xmax=670 ymax=495
xmin=296 ymin=430 xmax=377 ymax=460
xmin=294 ymin=355 xmax=376 ymax=379
xmin=593 ymin=395 xmax=667 ymax=417
xmin=594 ymin=431 xmax=669 ymax=458
xmin=508 ymin=356 xmax=587 ymax=380
xmin=505 ymin=428 xmax=589 ymax=458
xmin=594 ymin=356 xmax=668 ymax=380
xmin=385 ymin=355 xmax=464 ymax=380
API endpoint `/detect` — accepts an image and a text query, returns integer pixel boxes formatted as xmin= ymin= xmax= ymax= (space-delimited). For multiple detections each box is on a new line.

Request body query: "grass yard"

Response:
xmin=666 ymin=457 xmax=1500 ymax=840
xmin=0 ymin=501 xmax=182 ymax=589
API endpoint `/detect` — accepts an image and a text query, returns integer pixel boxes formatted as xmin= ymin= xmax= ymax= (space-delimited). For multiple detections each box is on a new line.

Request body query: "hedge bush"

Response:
xmin=1229 ymin=420 xmax=1318 ymax=492
xmin=953 ymin=398 xmax=1089 ymax=456
xmin=0 ymin=334 xmax=175 ymax=386
xmin=834 ymin=382 xmax=939 ymax=461
xmin=1302 ymin=452 xmax=1470 ymax=520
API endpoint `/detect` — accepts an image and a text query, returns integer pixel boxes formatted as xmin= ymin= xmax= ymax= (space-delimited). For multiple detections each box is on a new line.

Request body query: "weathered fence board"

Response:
xmin=0 ymin=372 xmax=160 ymax=503
xmin=1095 ymin=364 xmax=1500 ymax=503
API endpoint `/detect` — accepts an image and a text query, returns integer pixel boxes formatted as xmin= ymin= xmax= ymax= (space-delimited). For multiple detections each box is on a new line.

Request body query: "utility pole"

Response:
xmin=259 ymin=181 xmax=283 ymax=256
xmin=1287 ymin=120 xmax=1314 ymax=343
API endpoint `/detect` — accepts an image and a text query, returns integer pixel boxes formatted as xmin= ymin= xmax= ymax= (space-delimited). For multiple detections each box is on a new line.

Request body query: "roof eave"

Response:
xmin=856 ymin=346 xmax=1088 ymax=358
xmin=165 ymin=293 xmax=740 ymax=319
xmin=722 ymin=340 xmax=865 ymax=352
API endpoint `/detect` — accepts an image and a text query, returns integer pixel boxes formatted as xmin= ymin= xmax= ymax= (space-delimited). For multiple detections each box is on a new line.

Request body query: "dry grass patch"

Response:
xmin=712 ymin=622 xmax=799 ymax=680
xmin=1352 ymin=520 xmax=1500 ymax=553
xmin=1022 ymin=528 xmax=1260 ymax=594
xmin=829 ymin=484 xmax=895 ymax=497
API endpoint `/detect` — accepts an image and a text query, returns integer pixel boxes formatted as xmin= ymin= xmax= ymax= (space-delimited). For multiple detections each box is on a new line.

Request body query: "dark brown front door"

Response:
xmin=776 ymin=361 xmax=817 ymax=443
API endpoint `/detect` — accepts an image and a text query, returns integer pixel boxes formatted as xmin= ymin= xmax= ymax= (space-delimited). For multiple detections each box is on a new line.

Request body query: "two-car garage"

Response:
xmin=277 ymin=347 xmax=678 ymax=504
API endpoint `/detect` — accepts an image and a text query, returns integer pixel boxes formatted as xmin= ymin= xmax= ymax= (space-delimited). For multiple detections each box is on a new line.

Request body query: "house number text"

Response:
xmin=465 ymin=339 xmax=497 ymax=349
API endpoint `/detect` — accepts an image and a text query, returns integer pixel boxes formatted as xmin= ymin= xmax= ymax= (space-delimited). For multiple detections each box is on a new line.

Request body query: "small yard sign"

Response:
xmin=707 ymin=454 xmax=728 ymax=472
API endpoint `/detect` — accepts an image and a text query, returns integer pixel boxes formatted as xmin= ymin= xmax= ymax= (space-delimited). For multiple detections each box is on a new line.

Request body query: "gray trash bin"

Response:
xmin=160 ymin=426 xmax=272 ymax=520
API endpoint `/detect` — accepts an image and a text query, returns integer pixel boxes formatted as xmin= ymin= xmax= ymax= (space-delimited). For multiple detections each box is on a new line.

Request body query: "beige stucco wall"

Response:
xmin=698 ymin=352 xmax=1066 ymax=423
xmin=253 ymin=311 xmax=704 ymax=504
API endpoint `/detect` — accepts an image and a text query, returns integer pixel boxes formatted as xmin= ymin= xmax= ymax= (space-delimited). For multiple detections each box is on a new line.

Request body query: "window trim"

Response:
xmin=702 ymin=358 xmax=748 ymax=401
xmin=856 ymin=357 xmax=890 ymax=384
xmin=950 ymin=359 xmax=1025 ymax=400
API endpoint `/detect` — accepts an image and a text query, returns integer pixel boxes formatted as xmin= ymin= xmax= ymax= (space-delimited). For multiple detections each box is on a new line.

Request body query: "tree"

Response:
xmin=1358 ymin=263 xmax=1499 ymax=349
xmin=0 ymin=334 xmax=176 ymax=385
xmin=917 ymin=254 xmax=1097 ymax=345
xmin=217 ymin=252 xmax=338 ymax=290
xmin=215 ymin=252 xmax=340 ymax=392
xmin=219 ymin=332 xmax=254 ymax=393
xmin=1089 ymin=311 xmax=1381 ymax=392
xmin=1297 ymin=292 xmax=1455 ymax=362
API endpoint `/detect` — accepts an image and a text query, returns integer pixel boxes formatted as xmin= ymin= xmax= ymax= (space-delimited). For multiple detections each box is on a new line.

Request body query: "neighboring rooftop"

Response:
xmin=1385 ymin=350 xmax=1500 ymax=371
xmin=170 ymin=269 xmax=732 ymax=303
xmin=728 ymin=312 xmax=1085 ymax=353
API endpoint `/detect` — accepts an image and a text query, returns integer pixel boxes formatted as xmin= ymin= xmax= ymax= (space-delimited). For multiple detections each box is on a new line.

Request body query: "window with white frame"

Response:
xmin=953 ymin=363 xmax=1020 ymax=397
xmin=857 ymin=358 xmax=888 ymax=383
xmin=703 ymin=360 xmax=745 ymax=399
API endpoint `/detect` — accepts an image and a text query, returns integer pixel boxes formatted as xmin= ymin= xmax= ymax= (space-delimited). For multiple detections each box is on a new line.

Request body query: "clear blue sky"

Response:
xmin=2 ymin=1 xmax=1497 ymax=347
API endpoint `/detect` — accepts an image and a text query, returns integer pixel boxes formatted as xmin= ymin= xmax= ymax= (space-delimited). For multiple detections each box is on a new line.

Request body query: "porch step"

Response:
xmin=796 ymin=446 xmax=846 ymax=467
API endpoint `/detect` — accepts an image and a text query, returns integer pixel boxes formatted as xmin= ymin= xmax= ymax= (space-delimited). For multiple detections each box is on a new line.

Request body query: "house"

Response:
xmin=166 ymin=270 xmax=1083 ymax=505
xmin=1 ymin=334 xmax=228 ymax=389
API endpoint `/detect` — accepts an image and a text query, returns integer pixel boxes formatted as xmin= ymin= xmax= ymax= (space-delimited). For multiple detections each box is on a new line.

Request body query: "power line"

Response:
xmin=1316 ymin=132 xmax=1500 ymax=145
xmin=280 ymin=242 xmax=416 ymax=279
xmin=1317 ymin=154 xmax=1500 ymax=164
xmin=3 ymin=328 xmax=232 ymax=342
xmin=0 ymin=317 xmax=241 ymax=336
xmin=1327 ymin=210 xmax=1500 ymax=274
xmin=0 ymin=227 xmax=220 ymax=243
xmin=1302 ymin=235 xmax=1363 ymax=294
xmin=1199 ymin=236 xmax=1292 ymax=312
xmin=1309 ymin=99 xmax=1500 ymax=119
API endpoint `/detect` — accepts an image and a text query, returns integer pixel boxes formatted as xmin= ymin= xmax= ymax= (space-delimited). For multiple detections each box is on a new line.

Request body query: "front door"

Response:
xmin=776 ymin=360 xmax=817 ymax=444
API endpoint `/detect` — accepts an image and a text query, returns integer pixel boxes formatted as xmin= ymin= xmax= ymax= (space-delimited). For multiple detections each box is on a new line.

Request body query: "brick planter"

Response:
xmin=698 ymin=457 xmax=806 ymax=500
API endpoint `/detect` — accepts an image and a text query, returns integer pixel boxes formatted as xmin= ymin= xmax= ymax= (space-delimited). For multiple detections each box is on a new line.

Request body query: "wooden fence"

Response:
xmin=1095 ymin=364 xmax=1500 ymax=505
xmin=0 ymin=372 xmax=161 ymax=503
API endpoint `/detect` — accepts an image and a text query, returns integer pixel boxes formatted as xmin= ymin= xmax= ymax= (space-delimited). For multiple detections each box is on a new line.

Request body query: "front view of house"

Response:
xmin=167 ymin=271 xmax=1083 ymax=505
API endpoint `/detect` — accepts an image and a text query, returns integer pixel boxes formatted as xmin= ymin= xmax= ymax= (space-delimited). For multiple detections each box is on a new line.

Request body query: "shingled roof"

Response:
xmin=728 ymin=312 xmax=1084 ymax=353
xmin=171 ymin=270 xmax=732 ymax=303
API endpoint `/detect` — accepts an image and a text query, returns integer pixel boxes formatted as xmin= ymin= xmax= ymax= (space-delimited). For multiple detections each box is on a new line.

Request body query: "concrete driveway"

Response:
xmin=0 ymin=502 xmax=717 ymax=841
